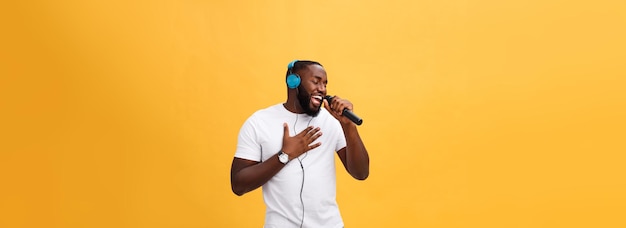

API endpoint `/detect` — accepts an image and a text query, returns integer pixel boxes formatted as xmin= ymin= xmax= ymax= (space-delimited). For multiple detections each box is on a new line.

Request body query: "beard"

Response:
xmin=297 ymin=87 xmax=321 ymax=117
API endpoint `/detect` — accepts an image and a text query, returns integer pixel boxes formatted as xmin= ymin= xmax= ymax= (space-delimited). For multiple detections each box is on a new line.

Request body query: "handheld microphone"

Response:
xmin=324 ymin=96 xmax=363 ymax=126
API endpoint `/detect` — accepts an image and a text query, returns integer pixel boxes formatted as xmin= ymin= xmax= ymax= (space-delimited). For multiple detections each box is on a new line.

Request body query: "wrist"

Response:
xmin=278 ymin=150 xmax=290 ymax=164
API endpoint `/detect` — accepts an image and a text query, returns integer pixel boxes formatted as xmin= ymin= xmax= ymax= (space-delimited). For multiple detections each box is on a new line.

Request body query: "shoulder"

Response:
xmin=248 ymin=103 xmax=283 ymax=118
xmin=239 ymin=104 xmax=283 ymax=133
xmin=241 ymin=103 xmax=288 ymax=127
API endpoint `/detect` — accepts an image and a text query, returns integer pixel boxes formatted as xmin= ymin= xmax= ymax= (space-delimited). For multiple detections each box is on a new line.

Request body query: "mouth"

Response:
xmin=311 ymin=95 xmax=323 ymax=107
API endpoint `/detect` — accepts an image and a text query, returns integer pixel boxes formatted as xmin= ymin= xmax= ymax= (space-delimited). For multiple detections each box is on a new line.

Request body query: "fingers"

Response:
xmin=298 ymin=126 xmax=322 ymax=139
xmin=325 ymin=96 xmax=353 ymax=117
xmin=324 ymin=96 xmax=340 ymax=116
xmin=323 ymin=99 xmax=331 ymax=113
xmin=323 ymin=99 xmax=339 ymax=120
xmin=309 ymin=142 xmax=322 ymax=150
xmin=330 ymin=95 xmax=340 ymax=114
xmin=283 ymin=124 xmax=323 ymax=156
xmin=308 ymin=128 xmax=323 ymax=142
xmin=304 ymin=132 xmax=322 ymax=153
xmin=299 ymin=126 xmax=323 ymax=151
xmin=283 ymin=123 xmax=289 ymax=138
xmin=297 ymin=126 xmax=315 ymax=136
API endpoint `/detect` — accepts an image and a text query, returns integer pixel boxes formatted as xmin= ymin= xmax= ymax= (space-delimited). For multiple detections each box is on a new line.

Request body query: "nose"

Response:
xmin=317 ymin=82 xmax=326 ymax=94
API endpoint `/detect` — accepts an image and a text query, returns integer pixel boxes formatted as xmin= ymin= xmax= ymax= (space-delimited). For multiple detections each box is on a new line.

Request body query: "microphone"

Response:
xmin=324 ymin=96 xmax=363 ymax=126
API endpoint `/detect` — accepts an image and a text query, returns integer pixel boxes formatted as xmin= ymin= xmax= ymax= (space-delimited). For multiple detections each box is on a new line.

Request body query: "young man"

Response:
xmin=230 ymin=60 xmax=370 ymax=228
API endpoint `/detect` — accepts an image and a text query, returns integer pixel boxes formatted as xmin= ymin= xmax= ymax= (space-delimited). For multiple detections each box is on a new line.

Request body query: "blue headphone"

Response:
xmin=286 ymin=60 xmax=301 ymax=89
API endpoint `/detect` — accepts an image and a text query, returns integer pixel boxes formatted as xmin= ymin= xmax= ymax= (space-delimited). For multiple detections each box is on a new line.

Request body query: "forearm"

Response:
xmin=342 ymin=123 xmax=370 ymax=180
xmin=231 ymin=154 xmax=285 ymax=196
xmin=232 ymin=124 xmax=323 ymax=195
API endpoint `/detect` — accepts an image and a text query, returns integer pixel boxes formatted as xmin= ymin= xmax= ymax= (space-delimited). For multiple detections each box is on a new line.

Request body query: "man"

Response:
xmin=230 ymin=60 xmax=370 ymax=228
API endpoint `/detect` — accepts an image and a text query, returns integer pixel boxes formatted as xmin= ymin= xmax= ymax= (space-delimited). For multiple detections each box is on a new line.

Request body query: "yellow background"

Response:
xmin=1 ymin=0 xmax=625 ymax=227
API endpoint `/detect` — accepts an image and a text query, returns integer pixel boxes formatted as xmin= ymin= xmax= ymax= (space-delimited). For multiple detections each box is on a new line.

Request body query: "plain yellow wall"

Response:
xmin=1 ymin=0 xmax=625 ymax=227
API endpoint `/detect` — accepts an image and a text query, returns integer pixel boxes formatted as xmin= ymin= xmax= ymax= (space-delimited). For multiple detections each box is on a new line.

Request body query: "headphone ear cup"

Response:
xmin=286 ymin=74 xmax=301 ymax=89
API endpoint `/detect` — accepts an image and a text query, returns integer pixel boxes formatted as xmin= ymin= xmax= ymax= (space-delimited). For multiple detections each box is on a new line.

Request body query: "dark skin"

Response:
xmin=230 ymin=64 xmax=369 ymax=196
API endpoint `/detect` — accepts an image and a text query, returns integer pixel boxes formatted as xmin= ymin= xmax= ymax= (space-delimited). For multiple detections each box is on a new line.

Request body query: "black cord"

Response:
xmin=298 ymin=160 xmax=305 ymax=228
xmin=293 ymin=103 xmax=314 ymax=228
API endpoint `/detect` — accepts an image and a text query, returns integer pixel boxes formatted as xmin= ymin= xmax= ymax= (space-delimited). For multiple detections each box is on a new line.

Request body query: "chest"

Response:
xmin=255 ymin=116 xmax=340 ymax=163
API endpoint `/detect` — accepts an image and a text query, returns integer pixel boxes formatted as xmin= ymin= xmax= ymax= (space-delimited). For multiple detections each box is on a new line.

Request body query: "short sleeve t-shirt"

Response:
xmin=235 ymin=104 xmax=347 ymax=228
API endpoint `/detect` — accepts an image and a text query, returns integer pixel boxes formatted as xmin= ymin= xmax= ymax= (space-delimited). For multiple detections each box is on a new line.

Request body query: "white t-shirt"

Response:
xmin=235 ymin=103 xmax=347 ymax=228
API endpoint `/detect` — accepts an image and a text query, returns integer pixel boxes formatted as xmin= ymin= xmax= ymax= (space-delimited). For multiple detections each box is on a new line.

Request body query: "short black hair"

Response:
xmin=285 ymin=60 xmax=323 ymax=77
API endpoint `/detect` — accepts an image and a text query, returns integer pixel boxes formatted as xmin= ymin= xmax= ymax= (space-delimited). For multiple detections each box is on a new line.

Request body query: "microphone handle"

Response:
xmin=324 ymin=96 xmax=363 ymax=126
xmin=343 ymin=109 xmax=363 ymax=126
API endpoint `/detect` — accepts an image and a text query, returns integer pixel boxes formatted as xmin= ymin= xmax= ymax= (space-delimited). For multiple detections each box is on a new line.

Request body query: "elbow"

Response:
xmin=232 ymin=190 xmax=245 ymax=196
xmin=350 ymin=169 xmax=369 ymax=180
xmin=353 ymin=172 xmax=369 ymax=181
xmin=231 ymin=185 xmax=247 ymax=196
xmin=348 ymin=162 xmax=369 ymax=180
xmin=230 ymin=179 xmax=247 ymax=196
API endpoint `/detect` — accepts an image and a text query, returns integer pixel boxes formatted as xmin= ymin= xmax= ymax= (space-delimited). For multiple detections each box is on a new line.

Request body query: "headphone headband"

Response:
xmin=287 ymin=60 xmax=298 ymax=69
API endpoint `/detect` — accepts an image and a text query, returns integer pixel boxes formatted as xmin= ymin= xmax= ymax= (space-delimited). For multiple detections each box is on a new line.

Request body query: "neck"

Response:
xmin=284 ymin=92 xmax=304 ymax=114
xmin=283 ymin=101 xmax=303 ymax=114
